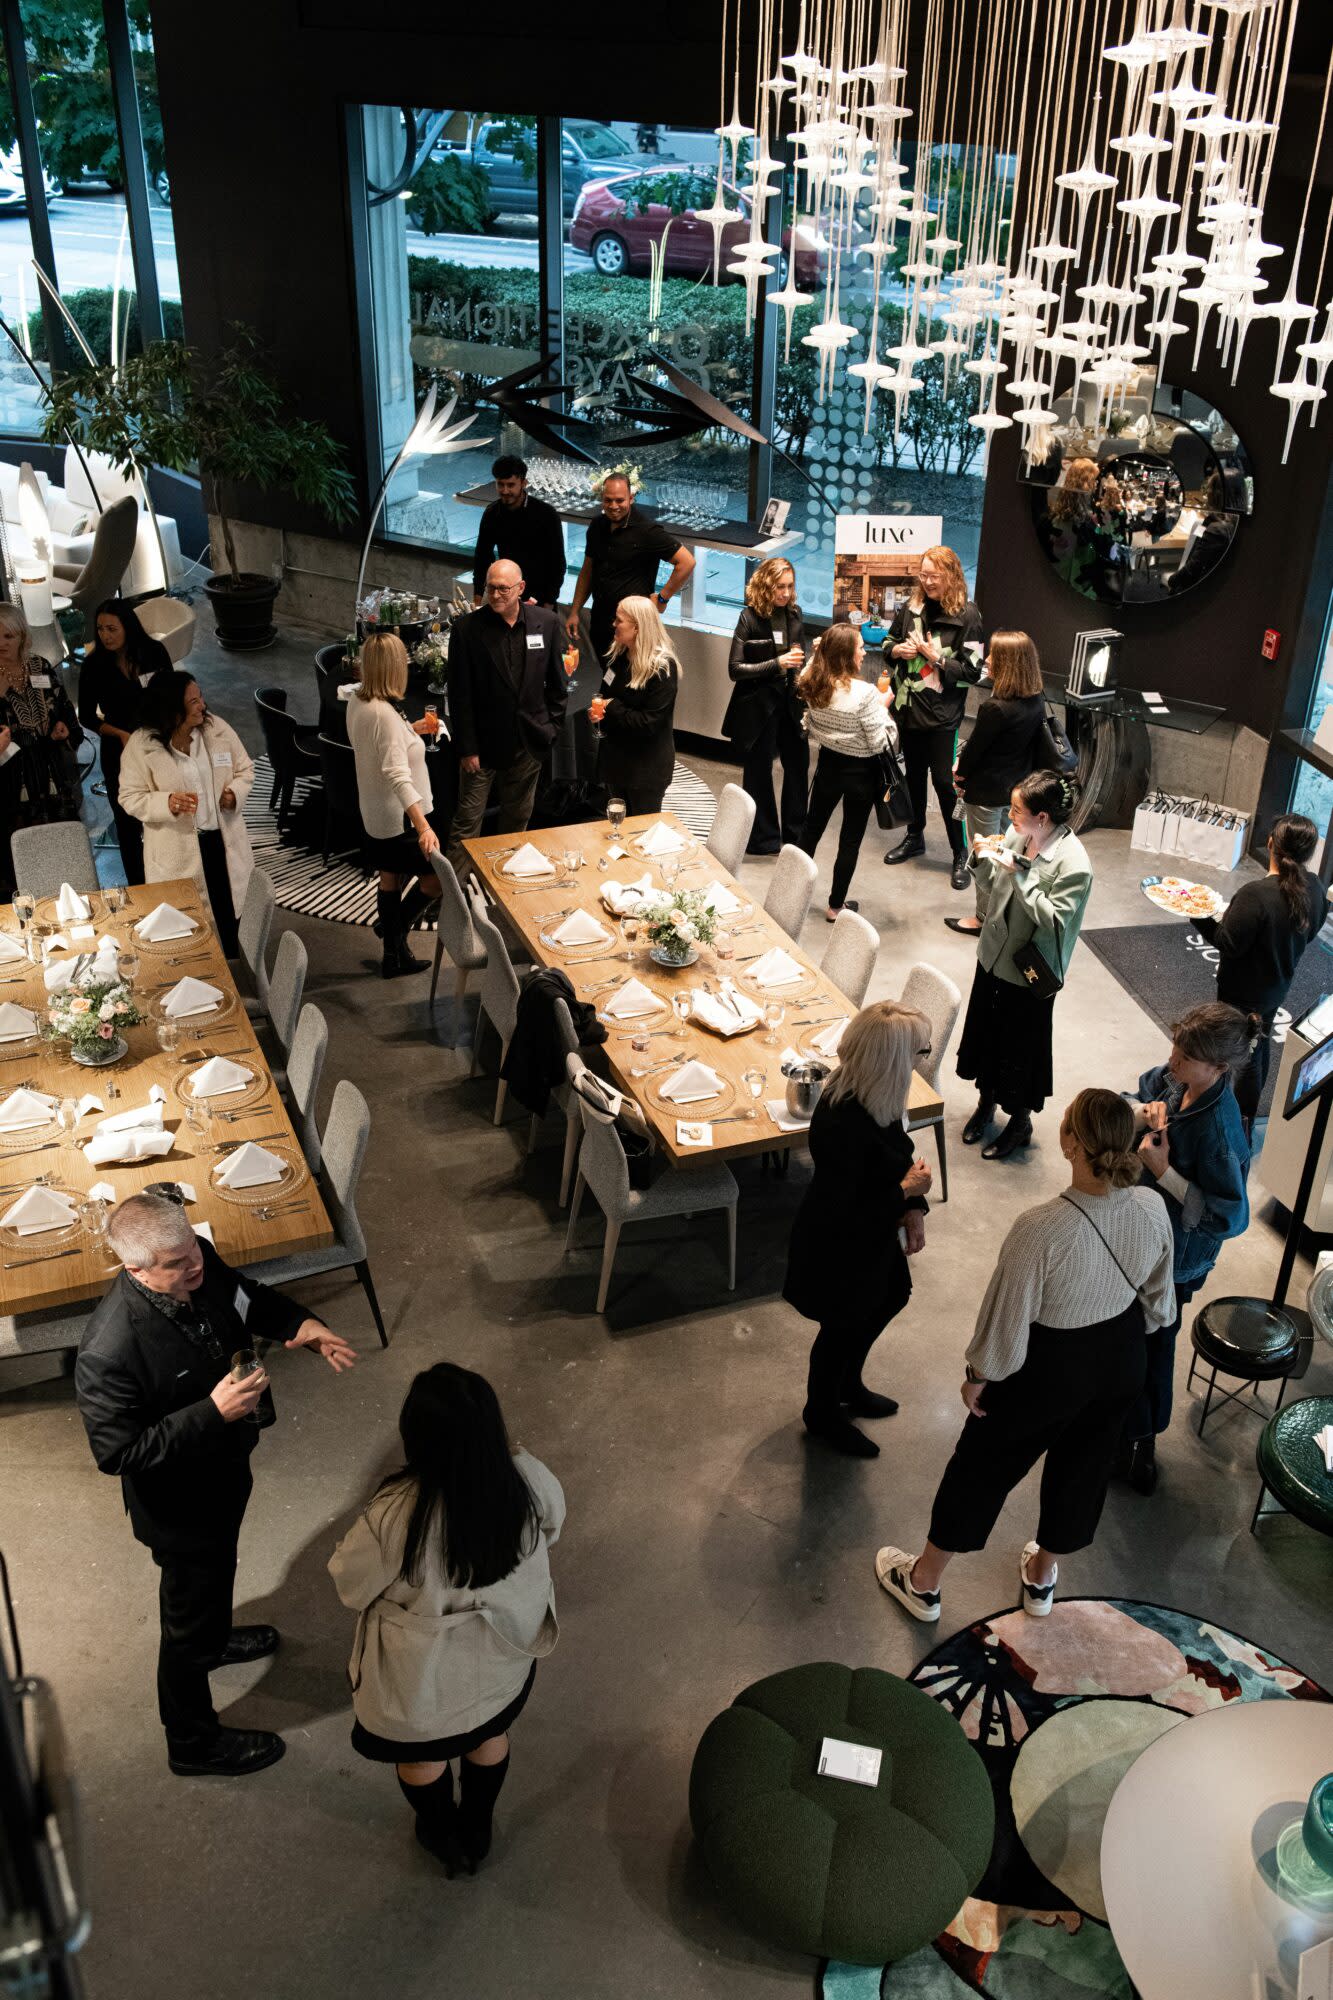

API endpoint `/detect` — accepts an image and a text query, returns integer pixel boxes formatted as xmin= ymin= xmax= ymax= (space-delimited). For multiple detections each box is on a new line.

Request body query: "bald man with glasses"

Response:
xmin=447 ymin=559 xmax=567 ymax=877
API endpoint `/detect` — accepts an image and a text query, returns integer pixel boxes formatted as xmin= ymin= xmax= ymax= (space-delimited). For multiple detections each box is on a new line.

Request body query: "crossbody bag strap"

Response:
xmin=1058 ymin=1192 xmax=1147 ymax=1295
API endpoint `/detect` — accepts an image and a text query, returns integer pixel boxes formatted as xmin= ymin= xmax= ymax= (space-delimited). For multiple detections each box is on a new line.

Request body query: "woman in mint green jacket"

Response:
xmin=957 ymin=769 xmax=1093 ymax=1160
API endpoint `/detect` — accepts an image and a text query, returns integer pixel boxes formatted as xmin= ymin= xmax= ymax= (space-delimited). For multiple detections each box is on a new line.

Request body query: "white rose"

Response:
xmin=671 ymin=910 xmax=692 ymax=934
xmin=99 ymin=1000 xmax=117 ymax=1021
xmin=676 ymin=920 xmax=696 ymax=941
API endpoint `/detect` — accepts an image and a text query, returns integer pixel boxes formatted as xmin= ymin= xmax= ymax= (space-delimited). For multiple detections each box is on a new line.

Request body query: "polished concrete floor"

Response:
xmin=3 ymin=620 xmax=1331 ymax=1999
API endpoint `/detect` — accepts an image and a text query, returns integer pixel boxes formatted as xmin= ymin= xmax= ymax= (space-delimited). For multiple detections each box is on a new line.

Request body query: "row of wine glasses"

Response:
xmin=654 ymin=478 xmax=730 ymax=534
xmin=525 ymin=459 xmax=600 ymax=510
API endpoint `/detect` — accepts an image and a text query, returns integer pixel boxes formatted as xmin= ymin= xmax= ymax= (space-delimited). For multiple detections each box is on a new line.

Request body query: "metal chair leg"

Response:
xmin=933 ymin=1118 xmax=948 ymax=1203
xmin=1197 ymin=1363 xmax=1219 ymax=1436
xmin=355 ymin=1258 xmax=389 ymax=1348
xmin=1186 ymin=1350 xmax=1199 ymax=1392
xmin=1250 ymin=1478 xmax=1270 ymax=1534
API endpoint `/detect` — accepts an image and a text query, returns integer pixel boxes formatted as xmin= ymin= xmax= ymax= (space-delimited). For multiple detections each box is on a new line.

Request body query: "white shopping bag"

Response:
xmin=1131 ymin=794 xmax=1168 ymax=855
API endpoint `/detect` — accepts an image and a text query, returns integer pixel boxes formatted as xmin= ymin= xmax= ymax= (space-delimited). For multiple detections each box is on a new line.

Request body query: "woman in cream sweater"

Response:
xmin=330 ymin=1363 xmax=563 ymax=1876
xmin=796 ymin=622 xmax=893 ymax=921
xmin=345 ymin=631 xmax=444 ymax=978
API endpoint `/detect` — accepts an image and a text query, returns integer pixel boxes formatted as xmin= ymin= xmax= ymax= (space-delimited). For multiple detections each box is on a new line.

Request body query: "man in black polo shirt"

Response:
xmin=565 ymin=473 xmax=695 ymax=659
xmin=471 ymin=454 xmax=567 ymax=610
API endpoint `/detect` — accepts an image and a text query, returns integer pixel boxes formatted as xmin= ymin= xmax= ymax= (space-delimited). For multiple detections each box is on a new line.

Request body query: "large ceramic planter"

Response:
xmin=205 ymin=572 xmax=281 ymax=650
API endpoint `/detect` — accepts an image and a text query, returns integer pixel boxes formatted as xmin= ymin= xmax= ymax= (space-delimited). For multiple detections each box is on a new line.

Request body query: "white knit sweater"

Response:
xmin=966 ymin=1186 xmax=1177 ymax=1381
xmin=804 ymin=678 xmax=891 ymax=758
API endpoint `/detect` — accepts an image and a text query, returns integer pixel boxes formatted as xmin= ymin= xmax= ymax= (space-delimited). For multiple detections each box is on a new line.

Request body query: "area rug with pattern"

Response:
xmin=243 ymin=756 xmax=718 ymax=927
xmin=817 ymin=1598 xmax=1330 ymax=1998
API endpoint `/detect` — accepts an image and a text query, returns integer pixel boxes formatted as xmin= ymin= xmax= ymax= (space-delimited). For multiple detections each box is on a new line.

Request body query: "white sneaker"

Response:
xmin=874 ymin=1545 xmax=941 ymax=1623
xmin=1019 ymin=1541 xmax=1057 ymax=1617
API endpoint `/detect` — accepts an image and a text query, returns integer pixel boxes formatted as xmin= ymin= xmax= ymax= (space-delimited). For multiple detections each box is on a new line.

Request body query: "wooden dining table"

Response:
xmin=465 ymin=811 xmax=943 ymax=1167
xmin=0 ymin=877 xmax=333 ymax=1317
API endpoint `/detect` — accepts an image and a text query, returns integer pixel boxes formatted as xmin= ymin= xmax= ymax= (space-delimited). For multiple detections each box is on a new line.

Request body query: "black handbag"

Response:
xmin=873 ymin=743 xmax=912 ymax=831
xmin=1036 ymin=701 xmax=1078 ymax=776
xmin=1011 ymin=935 xmax=1063 ymax=997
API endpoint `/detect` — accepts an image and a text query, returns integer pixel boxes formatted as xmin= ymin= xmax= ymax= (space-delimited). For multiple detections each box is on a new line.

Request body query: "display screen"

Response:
xmin=1284 ymin=1027 xmax=1333 ymax=1120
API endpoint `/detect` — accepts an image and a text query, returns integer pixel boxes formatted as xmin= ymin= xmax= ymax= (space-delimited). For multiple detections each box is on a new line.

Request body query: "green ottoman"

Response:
xmin=1253 ymin=1394 xmax=1333 ymax=1536
xmin=688 ymin=1662 xmax=994 ymax=1965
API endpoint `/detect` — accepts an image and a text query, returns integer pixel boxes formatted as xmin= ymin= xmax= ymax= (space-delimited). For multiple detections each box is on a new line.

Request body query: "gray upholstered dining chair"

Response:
xmin=240 ymin=1078 xmax=387 ymax=1346
xmin=265 ymin=928 xmax=307 ymax=1076
xmin=428 ymin=849 xmax=487 ymax=1012
xmin=525 ymin=994 xmax=583 ymax=1208
xmin=763 ymin=843 xmax=818 ymax=939
xmin=284 ymin=1001 xmax=328 ymax=1172
xmin=821 ymin=906 xmax=880 ymax=1009
xmin=0 ymin=1302 xmax=90 ymax=1367
xmin=563 ymin=1053 xmax=738 ymax=1312
xmin=705 ymin=783 xmax=756 ymax=875
xmin=237 ymin=869 xmax=277 ymax=1019
xmin=899 ymin=960 xmax=962 ymax=1202
xmin=465 ymin=884 xmax=522 ymax=1124
xmin=11 ymin=821 xmax=99 ymax=899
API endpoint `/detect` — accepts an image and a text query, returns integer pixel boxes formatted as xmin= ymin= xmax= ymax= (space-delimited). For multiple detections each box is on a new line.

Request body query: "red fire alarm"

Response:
xmin=1262 ymin=629 xmax=1281 ymax=660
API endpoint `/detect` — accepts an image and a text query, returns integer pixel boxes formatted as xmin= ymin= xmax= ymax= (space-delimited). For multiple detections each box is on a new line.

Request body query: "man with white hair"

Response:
xmin=75 ymin=1191 xmax=357 ymax=1778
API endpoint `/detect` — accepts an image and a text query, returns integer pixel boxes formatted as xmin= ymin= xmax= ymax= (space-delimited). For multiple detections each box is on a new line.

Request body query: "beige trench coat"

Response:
xmin=117 ymin=713 xmax=256 ymax=909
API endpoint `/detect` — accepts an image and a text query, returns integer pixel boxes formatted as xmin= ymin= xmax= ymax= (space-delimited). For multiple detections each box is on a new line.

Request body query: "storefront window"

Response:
xmin=128 ymin=2 xmax=181 ymax=311
xmin=1292 ymin=610 xmax=1333 ymax=834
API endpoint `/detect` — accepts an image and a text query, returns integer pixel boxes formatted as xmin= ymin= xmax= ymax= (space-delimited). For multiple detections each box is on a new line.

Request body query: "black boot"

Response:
xmin=949 ymin=850 xmax=970 ymax=892
xmin=883 ymin=834 xmax=925 ymax=865
xmin=457 ymin=1752 xmax=509 ymax=1872
xmin=962 ymin=1099 xmax=996 ymax=1145
xmin=803 ymin=1405 xmax=879 ymax=1456
xmin=1126 ymin=1436 xmax=1158 ymax=1496
xmin=393 ymin=885 xmax=433 ymax=972
xmin=983 ymin=1114 xmax=1033 ymax=1161
xmin=398 ymin=1767 xmax=461 ymax=1875
xmin=843 ymin=1384 xmax=899 ymax=1419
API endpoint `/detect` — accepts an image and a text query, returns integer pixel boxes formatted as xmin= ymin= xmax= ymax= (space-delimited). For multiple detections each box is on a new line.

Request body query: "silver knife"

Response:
xmin=4 ymin=1243 xmax=81 ymax=1268
xmin=209 ymin=1130 xmax=285 ymax=1152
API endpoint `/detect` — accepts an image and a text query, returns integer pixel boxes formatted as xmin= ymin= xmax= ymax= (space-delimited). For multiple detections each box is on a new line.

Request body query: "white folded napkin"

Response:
xmin=214 ymin=1140 xmax=285 ymax=1189
xmin=602 ymin=977 xmax=661 ymax=1019
xmin=192 ymin=1220 xmax=216 ymax=1246
xmin=43 ymin=947 xmax=118 ymax=993
xmin=69 ymin=923 xmax=96 ymax=943
xmin=766 ymin=1097 xmax=812 ymax=1133
xmin=1 ymin=1185 xmax=78 ymax=1235
xmin=188 ymin=1055 xmax=254 ymax=1097
xmin=599 ymin=873 xmax=654 ymax=916
xmin=88 ymin=1180 xmax=118 ymax=1202
xmin=660 ymin=1059 xmax=724 ymax=1104
xmin=748 ymin=946 xmax=805 ymax=988
xmin=94 ymin=1097 xmax=165 ymax=1136
xmin=42 ymin=933 xmax=69 ymax=955
xmin=84 ymin=1127 xmax=175 ymax=1167
xmin=551 ymin=909 xmax=612 ymax=947
xmin=636 ymin=820 xmax=686 ymax=855
xmin=0 ymin=931 xmax=25 ymax=963
xmin=502 ymin=842 xmax=555 ymax=878
xmin=701 ymin=880 xmax=742 ymax=916
xmin=55 ymin=882 xmax=91 ymax=923
xmin=689 ymin=983 xmax=762 ymax=1037
xmin=161 ymin=975 xmax=224 ymax=1019
xmin=135 ymin=902 xmax=197 ymax=943
xmin=0 ymin=1001 xmax=36 ymax=1042
xmin=0 ymin=1086 xmax=56 ymax=1130
xmin=811 ymin=1018 xmax=850 ymax=1059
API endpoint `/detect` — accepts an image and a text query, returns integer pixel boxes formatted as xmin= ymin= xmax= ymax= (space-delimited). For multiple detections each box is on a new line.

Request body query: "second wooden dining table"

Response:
xmin=464 ymin=811 xmax=943 ymax=1166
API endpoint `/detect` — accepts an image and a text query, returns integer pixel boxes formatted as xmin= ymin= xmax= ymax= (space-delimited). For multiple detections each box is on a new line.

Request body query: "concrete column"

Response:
xmin=362 ymin=106 xmax=419 ymax=503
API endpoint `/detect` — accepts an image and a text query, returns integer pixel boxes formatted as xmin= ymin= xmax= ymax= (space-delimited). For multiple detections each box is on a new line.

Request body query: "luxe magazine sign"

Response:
xmin=833 ymin=514 xmax=943 ymax=623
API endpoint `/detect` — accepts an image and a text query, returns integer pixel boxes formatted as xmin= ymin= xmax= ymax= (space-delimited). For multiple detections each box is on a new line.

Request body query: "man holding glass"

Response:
xmin=75 ymin=1192 xmax=356 ymax=1777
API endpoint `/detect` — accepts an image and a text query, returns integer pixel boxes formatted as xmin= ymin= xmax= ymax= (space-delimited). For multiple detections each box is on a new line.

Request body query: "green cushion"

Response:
xmin=1258 ymin=1395 xmax=1333 ymax=1535
xmin=689 ymin=1662 xmax=994 ymax=1965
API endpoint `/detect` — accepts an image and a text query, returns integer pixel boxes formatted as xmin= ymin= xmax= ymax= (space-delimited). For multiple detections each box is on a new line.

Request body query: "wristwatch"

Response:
xmin=654 ymin=591 xmax=668 ymax=609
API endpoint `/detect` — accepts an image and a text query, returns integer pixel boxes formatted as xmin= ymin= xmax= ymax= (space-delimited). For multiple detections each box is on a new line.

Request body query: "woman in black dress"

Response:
xmin=1194 ymin=812 xmax=1327 ymax=1129
xmin=76 ymin=599 xmax=173 ymax=883
xmin=0 ymin=599 xmax=83 ymax=897
xmin=587 ymin=594 xmax=679 ymax=815
xmin=882 ymin=544 xmax=984 ymax=888
xmin=784 ymin=999 xmax=934 ymax=1457
xmin=947 ymin=629 xmax=1045 ymax=935
xmin=723 ymin=556 xmax=807 ymax=853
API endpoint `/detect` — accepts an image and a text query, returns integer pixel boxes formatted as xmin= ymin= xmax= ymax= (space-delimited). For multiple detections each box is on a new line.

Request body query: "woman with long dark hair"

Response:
xmin=329 ymin=1364 xmax=563 ymax=1875
xmin=723 ymin=556 xmax=808 ymax=852
xmin=957 ymin=768 xmax=1093 ymax=1160
xmin=881 ymin=544 xmax=983 ymax=887
xmin=0 ymin=599 xmax=83 ymax=896
xmin=797 ymin=621 xmax=892 ymax=920
xmin=1194 ymin=813 xmax=1328 ymax=1128
xmin=118 ymin=671 xmax=255 ymax=956
xmin=76 ymin=600 xmax=173 ymax=882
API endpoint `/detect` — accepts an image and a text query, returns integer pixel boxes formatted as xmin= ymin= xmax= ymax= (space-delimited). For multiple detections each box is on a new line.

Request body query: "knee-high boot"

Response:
xmin=397 ymin=1767 xmax=460 ymax=1874
xmin=394 ymin=883 xmax=433 ymax=969
xmin=375 ymin=889 xmax=406 ymax=978
xmin=457 ymin=1752 xmax=509 ymax=1872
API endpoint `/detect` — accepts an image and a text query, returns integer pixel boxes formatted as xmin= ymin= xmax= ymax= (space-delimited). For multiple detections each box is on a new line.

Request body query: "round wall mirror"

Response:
xmin=1024 ymin=383 xmax=1252 ymax=605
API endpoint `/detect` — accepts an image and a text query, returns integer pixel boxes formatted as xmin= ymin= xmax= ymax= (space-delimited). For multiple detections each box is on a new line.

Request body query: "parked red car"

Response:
xmin=570 ymin=170 xmax=821 ymax=288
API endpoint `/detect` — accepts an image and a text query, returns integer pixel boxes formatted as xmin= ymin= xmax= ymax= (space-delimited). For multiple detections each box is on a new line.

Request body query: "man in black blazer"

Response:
xmin=75 ymin=1192 xmax=357 ymax=1777
xmin=446 ymin=557 xmax=567 ymax=876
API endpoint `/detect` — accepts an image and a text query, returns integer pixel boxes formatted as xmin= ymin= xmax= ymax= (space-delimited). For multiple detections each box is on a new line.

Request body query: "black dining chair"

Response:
xmin=254 ymin=687 xmax=321 ymax=827
xmin=316 ymin=731 xmax=367 ymax=867
xmin=313 ymin=642 xmax=345 ymax=715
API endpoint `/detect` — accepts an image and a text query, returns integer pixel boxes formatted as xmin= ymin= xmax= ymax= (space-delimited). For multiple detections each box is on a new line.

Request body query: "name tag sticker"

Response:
xmin=29 ymin=673 xmax=51 ymax=688
xmin=601 ymin=669 xmax=616 ymax=688
xmin=139 ymin=672 xmax=156 ymax=689
xmin=232 ymin=1284 xmax=250 ymax=1324
xmin=772 ymin=630 xmax=785 ymax=645
xmin=212 ymin=751 xmax=233 ymax=767
xmin=525 ymin=633 xmax=545 ymax=649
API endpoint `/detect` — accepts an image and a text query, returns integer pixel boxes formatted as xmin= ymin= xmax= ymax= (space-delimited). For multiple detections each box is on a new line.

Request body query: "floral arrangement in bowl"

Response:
xmin=640 ymin=889 xmax=717 ymax=966
xmin=413 ymin=630 xmax=450 ymax=687
xmin=46 ymin=978 xmax=142 ymax=1066
xmin=591 ymin=459 xmax=643 ymax=498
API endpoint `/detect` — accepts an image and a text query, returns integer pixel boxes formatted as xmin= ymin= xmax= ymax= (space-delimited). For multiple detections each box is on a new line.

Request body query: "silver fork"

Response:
xmin=253 ymin=1200 xmax=311 ymax=1220
xmin=631 ymin=1053 xmax=685 ymax=1078
xmin=584 ymin=974 xmax=624 ymax=996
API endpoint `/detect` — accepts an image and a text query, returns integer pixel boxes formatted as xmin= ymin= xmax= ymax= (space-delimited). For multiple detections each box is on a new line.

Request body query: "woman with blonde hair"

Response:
xmin=587 ymin=593 xmax=679 ymax=814
xmin=346 ymin=631 xmax=444 ymax=978
xmin=723 ymin=556 xmax=807 ymax=852
xmin=948 ymin=629 xmax=1046 ymax=935
xmin=784 ymin=999 xmax=934 ymax=1456
xmin=883 ymin=545 xmax=983 ymax=887
xmin=877 ymin=1087 xmax=1174 ymax=1622
xmin=0 ymin=599 xmax=84 ymax=895
xmin=797 ymin=621 xmax=892 ymax=921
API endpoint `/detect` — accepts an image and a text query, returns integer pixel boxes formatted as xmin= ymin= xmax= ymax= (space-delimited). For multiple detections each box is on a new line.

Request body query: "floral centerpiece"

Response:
xmin=590 ymin=459 xmax=643 ymax=499
xmin=640 ymin=889 xmax=717 ymax=967
xmin=413 ymin=628 xmax=450 ymax=689
xmin=46 ymin=978 xmax=142 ymax=1067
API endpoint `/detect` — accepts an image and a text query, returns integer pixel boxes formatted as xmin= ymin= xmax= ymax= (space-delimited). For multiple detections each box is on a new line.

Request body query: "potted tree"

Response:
xmin=44 ymin=325 xmax=356 ymax=649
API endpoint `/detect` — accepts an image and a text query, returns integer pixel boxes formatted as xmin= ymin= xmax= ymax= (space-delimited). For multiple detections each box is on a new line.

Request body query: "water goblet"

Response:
xmin=659 ymin=855 xmax=681 ymax=893
xmin=670 ymin=992 xmax=692 ymax=1040
xmin=13 ymin=892 xmax=34 ymax=934
xmin=620 ymin=915 xmax=640 ymax=963
xmin=561 ymin=846 xmax=581 ymax=888
xmin=156 ymin=1019 xmax=181 ymax=1057
xmin=183 ymin=1093 xmax=213 ymax=1147
xmin=116 ymin=948 xmax=140 ymax=994
xmin=607 ymin=796 xmax=626 ymax=840
xmin=742 ymin=1066 xmax=766 ymax=1103
xmin=79 ymin=1196 xmax=111 ymax=1261
xmin=763 ymin=1000 xmax=785 ymax=1047
xmin=57 ymin=1097 xmax=80 ymax=1154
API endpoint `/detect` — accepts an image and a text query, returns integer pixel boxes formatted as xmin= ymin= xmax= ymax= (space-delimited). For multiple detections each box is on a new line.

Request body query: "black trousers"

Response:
xmin=1234 ymin=1019 xmax=1273 ymax=1127
xmin=902 ymin=725 xmax=963 ymax=852
xmin=805 ymin=1310 xmax=898 ymax=1418
xmin=110 ymin=790 xmax=144 ymax=885
xmin=927 ymin=1304 xmax=1147 ymax=1555
xmin=1123 ymin=1279 xmax=1199 ymax=1439
xmin=198 ymin=826 xmax=240 ymax=958
xmin=801 ymin=748 xmax=880 ymax=910
xmin=151 ymin=1537 xmax=243 ymax=1749
xmin=740 ymin=706 xmax=809 ymax=851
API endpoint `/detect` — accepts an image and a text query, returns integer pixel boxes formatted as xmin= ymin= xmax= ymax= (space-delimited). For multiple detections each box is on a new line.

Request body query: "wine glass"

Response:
xmin=57 ymin=1097 xmax=80 ymax=1154
xmin=561 ymin=846 xmax=581 ymax=888
xmin=620 ymin=915 xmax=640 ymax=963
xmin=763 ymin=1000 xmax=786 ymax=1047
xmin=13 ymin=891 xmax=34 ymax=935
xmin=184 ymin=1092 xmax=213 ymax=1147
xmin=659 ymin=855 xmax=681 ymax=892
xmin=116 ymin=948 xmax=140 ymax=994
xmin=156 ymin=1019 xmax=181 ymax=1057
xmin=670 ymin=992 xmax=692 ymax=1039
xmin=742 ymin=1066 xmax=766 ymax=1103
xmin=79 ymin=1196 xmax=111 ymax=1261
xmin=607 ymin=796 xmax=626 ymax=840
xmin=103 ymin=884 xmax=127 ymax=917
xmin=714 ymin=926 xmax=734 ymax=960
xmin=230 ymin=1347 xmax=265 ymax=1426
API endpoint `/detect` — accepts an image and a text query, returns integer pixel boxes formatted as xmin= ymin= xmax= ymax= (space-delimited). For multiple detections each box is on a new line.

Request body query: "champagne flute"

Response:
xmin=156 ymin=1019 xmax=181 ymax=1057
xmin=607 ymin=796 xmax=626 ymax=840
xmin=423 ymin=700 xmax=439 ymax=753
xmin=763 ymin=1000 xmax=786 ymax=1047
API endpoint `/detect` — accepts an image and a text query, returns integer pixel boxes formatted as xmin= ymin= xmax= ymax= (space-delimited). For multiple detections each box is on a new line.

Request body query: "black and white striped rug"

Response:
xmin=243 ymin=756 xmax=719 ymax=929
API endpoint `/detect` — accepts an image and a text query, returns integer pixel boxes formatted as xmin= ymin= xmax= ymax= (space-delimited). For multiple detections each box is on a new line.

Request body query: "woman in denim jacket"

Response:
xmin=1119 ymin=1001 xmax=1255 ymax=1494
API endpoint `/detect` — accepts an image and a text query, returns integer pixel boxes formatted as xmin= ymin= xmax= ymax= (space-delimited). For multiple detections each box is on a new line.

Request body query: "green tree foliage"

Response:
xmin=405 ymin=154 xmax=492 ymax=236
xmin=0 ymin=0 xmax=165 ymax=187
xmin=26 ymin=286 xmax=184 ymax=363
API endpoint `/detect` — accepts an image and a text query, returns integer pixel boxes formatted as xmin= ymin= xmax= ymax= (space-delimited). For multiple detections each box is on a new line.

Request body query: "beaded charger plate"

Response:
xmin=645 ymin=1068 xmax=735 ymax=1115
xmin=210 ymin=1138 xmax=309 ymax=1208
xmin=173 ymin=1064 xmax=269 ymax=1115
xmin=131 ymin=908 xmax=214 ymax=955
xmin=148 ymin=984 xmax=238 ymax=1028
xmin=0 ymin=1180 xmax=82 ymax=1252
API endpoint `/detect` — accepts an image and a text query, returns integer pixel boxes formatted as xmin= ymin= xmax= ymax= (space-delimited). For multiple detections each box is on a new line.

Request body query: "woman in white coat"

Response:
xmin=118 ymin=671 xmax=255 ymax=955
xmin=329 ymin=1362 xmax=563 ymax=1877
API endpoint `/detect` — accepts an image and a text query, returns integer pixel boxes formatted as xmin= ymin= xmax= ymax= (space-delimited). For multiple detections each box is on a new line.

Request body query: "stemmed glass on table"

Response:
xmin=156 ymin=1019 xmax=181 ymax=1058
xmin=742 ymin=1066 xmax=766 ymax=1106
xmin=620 ymin=915 xmax=640 ymax=964
xmin=57 ymin=1097 xmax=80 ymax=1156
xmin=763 ymin=1000 xmax=785 ymax=1047
xmin=607 ymin=796 xmax=626 ymax=841
xmin=670 ymin=993 xmax=691 ymax=1040
xmin=560 ymin=846 xmax=581 ymax=890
